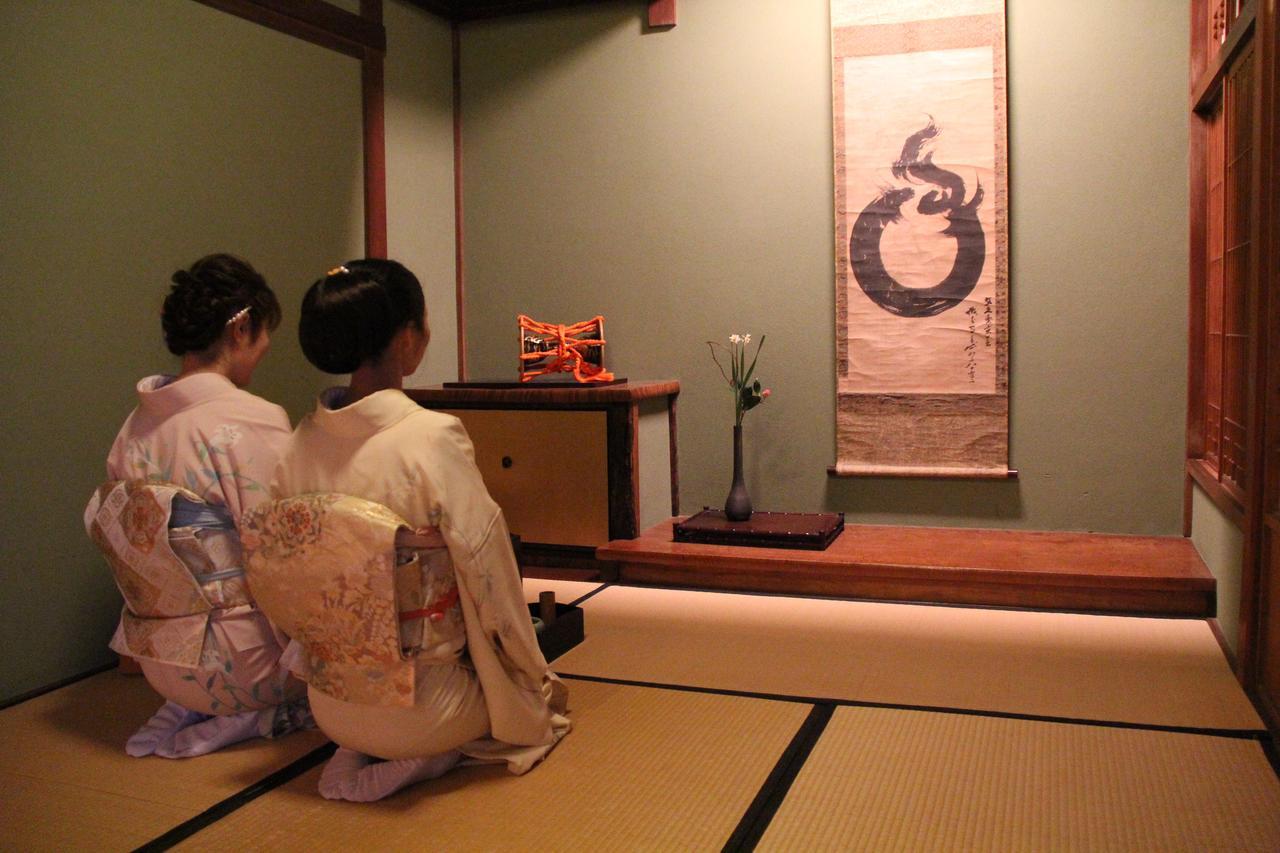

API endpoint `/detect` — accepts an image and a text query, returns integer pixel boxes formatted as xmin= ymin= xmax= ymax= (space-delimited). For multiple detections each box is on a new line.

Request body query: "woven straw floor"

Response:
xmin=0 ymin=672 xmax=328 ymax=851
xmin=557 ymin=584 xmax=1264 ymax=731
xmin=176 ymin=679 xmax=809 ymax=852
xmin=759 ymin=706 xmax=1280 ymax=852
xmin=1 ymin=578 xmax=1276 ymax=851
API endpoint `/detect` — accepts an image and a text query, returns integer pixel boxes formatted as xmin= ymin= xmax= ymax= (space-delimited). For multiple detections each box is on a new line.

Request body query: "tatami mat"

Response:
xmin=758 ymin=706 xmax=1280 ymax=851
xmin=0 ymin=774 xmax=191 ymax=851
xmin=557 ymin=585 xmax=1264 ymax=731
xmin=5 ymin=585 xmax=1274 ymax=850
xmin=0 ymin=671 xmax=328 ymax=852
xmin=174 ymin=679 xmax=811 ymax=852
xmin=521 ymin=577 xmax=604 ymax=606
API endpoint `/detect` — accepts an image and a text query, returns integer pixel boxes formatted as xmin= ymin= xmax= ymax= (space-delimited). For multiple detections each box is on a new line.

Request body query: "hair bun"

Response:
xmin=298 ymin=259 xmax=425 ymax=374
xmin=161 ymin=254 xmax=280 ymax=356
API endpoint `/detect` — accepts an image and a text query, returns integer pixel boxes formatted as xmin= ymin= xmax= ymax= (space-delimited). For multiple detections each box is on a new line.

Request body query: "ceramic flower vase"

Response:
xmin=724 ymin=425 xmax=753 ymax=522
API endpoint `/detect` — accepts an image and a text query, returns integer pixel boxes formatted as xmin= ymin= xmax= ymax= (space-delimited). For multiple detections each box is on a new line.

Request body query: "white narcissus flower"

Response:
xmin=729 ymin=334 xmax=742 ymax=344
xmin=743 ymin=334 xmax=751 ymax=344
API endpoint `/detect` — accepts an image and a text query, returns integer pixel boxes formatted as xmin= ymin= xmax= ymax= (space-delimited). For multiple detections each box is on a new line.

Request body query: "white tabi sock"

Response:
xmin=319 ymin=747 xmax=463 ymax=802
xmin=125 ymin=701 xmax=208 ymax=757
xmin=153 ymin=708 xmax=263 ymax=758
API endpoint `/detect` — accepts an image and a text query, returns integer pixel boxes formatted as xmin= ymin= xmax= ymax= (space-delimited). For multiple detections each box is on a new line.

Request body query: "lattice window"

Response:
xmin=1209 ymin=0 xmax=1244 ymax=51
xmin=1211 ymin=0 xmax=1228 ymax=46
xmin=1204 ymin=100 xmax=1225 ymax=472
xmin=1220 ymin=45 xmax=1254 ymax=492
xmin=1199 ymin=41 xmax=1255 ymax=497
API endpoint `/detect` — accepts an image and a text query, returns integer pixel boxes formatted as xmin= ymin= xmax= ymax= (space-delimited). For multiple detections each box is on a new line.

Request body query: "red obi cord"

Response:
xmin=518 ymin=314 xmax=615 ymax=383
xmin=399 ymin=587 xmax=460 ymax=623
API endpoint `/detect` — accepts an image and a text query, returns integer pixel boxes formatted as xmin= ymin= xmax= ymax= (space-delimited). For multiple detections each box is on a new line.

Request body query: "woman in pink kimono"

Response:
xmin=272 ymin=259 xmax=569 ymax=801
xmin=106 ymin=254 xmax=303 ymax=758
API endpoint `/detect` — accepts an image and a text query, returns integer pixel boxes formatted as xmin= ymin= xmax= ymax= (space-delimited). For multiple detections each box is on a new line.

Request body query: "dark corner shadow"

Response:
xmin=824 ymin=473 xmax=1024 ymax=524
xmin=35 ymin=676 xmax=138 ymax=752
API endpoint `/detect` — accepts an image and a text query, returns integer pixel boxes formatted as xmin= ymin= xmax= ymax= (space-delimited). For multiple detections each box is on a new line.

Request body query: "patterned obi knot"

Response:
xmin=242 ymin=494 xmax=464 ymax=708
xmin=84 ymin=480 xmax=254 ymax=669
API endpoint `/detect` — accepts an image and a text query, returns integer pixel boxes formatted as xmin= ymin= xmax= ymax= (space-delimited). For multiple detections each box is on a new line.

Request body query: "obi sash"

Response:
xmin=240 ymin=494 xmax=463 ymax=708
xmin=84 ymin=481 xmax=253 ymax=668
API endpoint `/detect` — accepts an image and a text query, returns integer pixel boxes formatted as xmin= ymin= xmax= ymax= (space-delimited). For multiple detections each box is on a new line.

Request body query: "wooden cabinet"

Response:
xmin=407 ymin=381 xmax=679 ymax=564
xmin=444 ymin=408 xmax=610 ymax=547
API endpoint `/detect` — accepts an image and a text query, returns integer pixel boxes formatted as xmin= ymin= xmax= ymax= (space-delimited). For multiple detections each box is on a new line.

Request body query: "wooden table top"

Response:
xmin=408 ymin=380 xmax=679 ymax=406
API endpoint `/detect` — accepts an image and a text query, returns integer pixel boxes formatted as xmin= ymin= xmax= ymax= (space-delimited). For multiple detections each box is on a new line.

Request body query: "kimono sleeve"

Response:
xmin=424 ymin=416 xmax=567 ymax=745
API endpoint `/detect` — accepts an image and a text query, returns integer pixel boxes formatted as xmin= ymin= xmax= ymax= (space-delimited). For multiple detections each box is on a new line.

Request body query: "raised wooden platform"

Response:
xmin=596 ymin=519 xmax=1217 ymax=617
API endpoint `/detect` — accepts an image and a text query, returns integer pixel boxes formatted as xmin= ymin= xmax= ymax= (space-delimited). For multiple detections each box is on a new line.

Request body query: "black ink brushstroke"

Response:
xmin=850 ymin=119 xmax=985 ymax=318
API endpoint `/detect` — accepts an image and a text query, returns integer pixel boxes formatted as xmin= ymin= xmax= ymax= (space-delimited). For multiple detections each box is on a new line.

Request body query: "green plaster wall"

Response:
xmin=1191 ymin=484 xmax=1245 ymax=657
xmin=387 ymin=0 xmax=460 ymax=387
xmin=0 ymin=0 xmax=1191 ymax=702
xmin=458 ymin=0 xmax=1189 ymax=535
xmin=0 ymin=0 xmax=454 ymax=702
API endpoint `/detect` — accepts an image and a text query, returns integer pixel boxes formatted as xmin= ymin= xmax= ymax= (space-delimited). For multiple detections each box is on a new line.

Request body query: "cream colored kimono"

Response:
xmin=105 ymin=373 xmax=296 ymax=713
xmin=271 ymin=388 xmax=570 ymax=772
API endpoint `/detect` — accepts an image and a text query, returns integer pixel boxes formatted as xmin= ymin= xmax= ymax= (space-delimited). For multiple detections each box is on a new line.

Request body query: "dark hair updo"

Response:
xmin=298 ymin=258 xmax=426 ymax=374
xmin=161 ymin=254 xmax=282 ymax=355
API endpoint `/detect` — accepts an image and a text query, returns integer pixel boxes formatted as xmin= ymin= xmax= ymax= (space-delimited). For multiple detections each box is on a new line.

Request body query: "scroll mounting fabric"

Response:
xmin=831 ymin=0 xmax=1010 ymax=478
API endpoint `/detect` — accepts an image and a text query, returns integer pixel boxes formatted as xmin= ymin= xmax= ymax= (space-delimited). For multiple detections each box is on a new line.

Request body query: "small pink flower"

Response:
xmin=762 ymin=389 xmax=772 ymax=399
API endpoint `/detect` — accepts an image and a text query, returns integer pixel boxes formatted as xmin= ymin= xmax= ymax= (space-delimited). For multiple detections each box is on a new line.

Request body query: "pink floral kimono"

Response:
xmin=104 ymin=373 xmax=297 ymax=714
xmin=271 ymin=388 xmax=570 ymax=773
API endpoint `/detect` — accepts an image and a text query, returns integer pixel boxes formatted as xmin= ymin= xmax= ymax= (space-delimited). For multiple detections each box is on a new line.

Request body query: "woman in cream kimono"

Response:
xmin=106 ymin=254 xmax=302 ymax=757
xmin=272 ymin=259 xmax=569 ymax=802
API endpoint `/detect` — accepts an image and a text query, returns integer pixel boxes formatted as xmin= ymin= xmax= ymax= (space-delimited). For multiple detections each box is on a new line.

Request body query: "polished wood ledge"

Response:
xmin=409 ymin=380 xmax=679 ymax=407
xmin=596 ymin=519 xmax=1217 ymax=617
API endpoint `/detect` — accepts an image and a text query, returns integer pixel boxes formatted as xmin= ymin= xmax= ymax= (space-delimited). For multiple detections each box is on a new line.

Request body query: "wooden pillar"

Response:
xmin=361 ymin=0 xmax=387 ymax=258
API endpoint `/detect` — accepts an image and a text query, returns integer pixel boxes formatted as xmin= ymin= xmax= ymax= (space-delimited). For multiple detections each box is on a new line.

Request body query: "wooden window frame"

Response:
xmin=1186 ymin=0 xmax=1280 ymax=704
xmin=1186 ymin=0 xmax=1258 ymax=531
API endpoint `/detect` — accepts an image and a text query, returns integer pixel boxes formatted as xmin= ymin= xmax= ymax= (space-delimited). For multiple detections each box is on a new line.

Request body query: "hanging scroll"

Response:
xmin=830 ymin=0 xmax=1010 ymax=478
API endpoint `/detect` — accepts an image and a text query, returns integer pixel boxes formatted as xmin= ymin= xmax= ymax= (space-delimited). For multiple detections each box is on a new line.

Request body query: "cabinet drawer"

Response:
xmin=442 ymin=408 xmax=609 ymax=547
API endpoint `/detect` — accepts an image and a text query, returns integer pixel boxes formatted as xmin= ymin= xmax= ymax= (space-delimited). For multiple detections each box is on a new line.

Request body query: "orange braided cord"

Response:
xmin=518 ymin=314 xmax=615 ymax=382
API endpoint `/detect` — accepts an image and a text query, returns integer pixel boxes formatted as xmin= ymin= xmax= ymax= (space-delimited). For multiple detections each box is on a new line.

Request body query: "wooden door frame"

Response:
xmin=1185 ymin=0 xmax=1279 ymax=734
xmin=1248 ymin=0 xmax=1279 ymax=731
xmin=194 ymin=0 xmax=388 ymax=258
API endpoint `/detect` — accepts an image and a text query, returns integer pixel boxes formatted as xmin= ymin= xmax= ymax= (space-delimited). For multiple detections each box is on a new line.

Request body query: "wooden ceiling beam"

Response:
xmin=647 ymin=0 xmax=675 ymax=28
xmin=404 ymin=1 xmax=674 ymax=26
xmin=193 ymin=0 xmax=385 ymax=58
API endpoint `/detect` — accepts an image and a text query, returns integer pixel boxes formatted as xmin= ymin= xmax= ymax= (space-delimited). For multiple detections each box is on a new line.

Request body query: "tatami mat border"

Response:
xmin=0 ymin=661 xmax=117 ymax=712
xmin=722 ymin=704 xmax=835 ymax=853
xmin=133 ymin=742 xmax=337 ymax=853
xmin=565 ymin=581 xmax=611 ymax=607
xmin=557 ymin=672 xmax=1272 ymax=740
